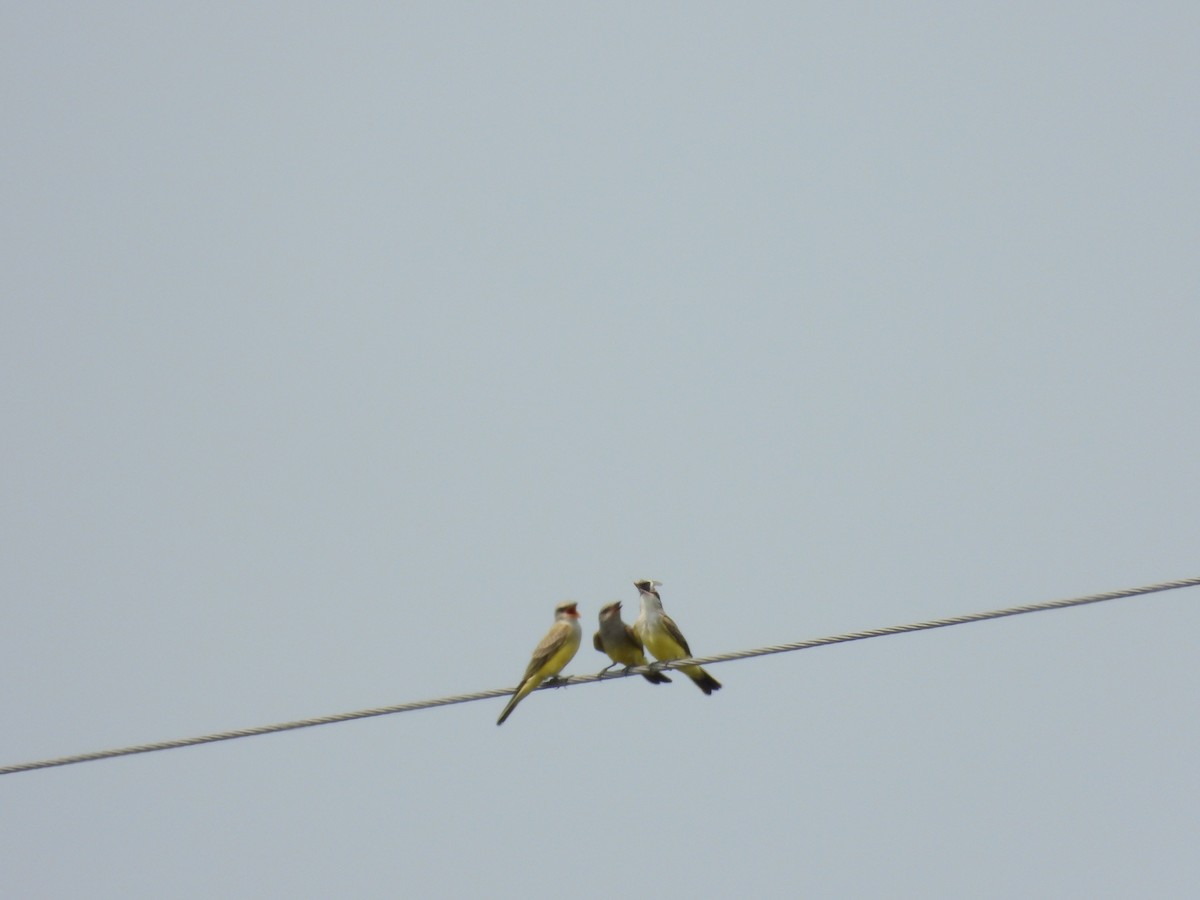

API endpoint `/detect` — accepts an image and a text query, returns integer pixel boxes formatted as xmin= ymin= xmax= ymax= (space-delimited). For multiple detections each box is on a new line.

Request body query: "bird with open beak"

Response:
xmin=593 ymin=600 xmax=672 ymax=684
xmin=496 ymin=601 xmax=583 ymax=725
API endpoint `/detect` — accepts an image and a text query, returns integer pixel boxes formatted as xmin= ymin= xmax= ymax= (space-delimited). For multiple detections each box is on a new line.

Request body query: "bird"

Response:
xmin=496 ymin=601 xmax=583 ymax=725
xmin=593 ymin=600 xmax=672 ymax=684
xmin=632 ymin=580 xmax=722 ymax=695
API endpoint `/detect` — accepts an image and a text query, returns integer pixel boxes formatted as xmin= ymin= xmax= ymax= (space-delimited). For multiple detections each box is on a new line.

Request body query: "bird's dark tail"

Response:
xmin=496 ymin=682 xmax=529 ymax=725
xmin=682 ymin=665 xmax=722 ymax=695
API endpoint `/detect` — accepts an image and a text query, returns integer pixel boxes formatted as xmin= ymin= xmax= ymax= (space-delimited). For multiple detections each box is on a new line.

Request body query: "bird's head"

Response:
xmin=598 ymin=601 xmax=622 ymax=620
xmin=633 ymin=579 xmax=662 ymax=596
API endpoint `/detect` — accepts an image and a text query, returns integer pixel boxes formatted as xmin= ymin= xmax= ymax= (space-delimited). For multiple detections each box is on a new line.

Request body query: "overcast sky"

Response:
xmin=3 ymin=4 xmax=1199 ymax=898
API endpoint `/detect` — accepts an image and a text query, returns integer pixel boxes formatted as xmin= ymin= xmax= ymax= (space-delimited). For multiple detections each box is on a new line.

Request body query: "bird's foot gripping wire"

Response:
xmin=542 ymin=675 xmax=570 ymax=689
xmin=597 ymin=663 xmax=617 ymax=675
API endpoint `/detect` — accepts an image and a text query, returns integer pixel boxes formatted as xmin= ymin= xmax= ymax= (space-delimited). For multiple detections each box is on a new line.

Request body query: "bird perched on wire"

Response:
xmin=632 ymin=580 xmax=722 ymax=695
xmin=593 ymin=600 xmax=672 ymax=684
xmin=496 ymin=601 xmax=583 ymax=725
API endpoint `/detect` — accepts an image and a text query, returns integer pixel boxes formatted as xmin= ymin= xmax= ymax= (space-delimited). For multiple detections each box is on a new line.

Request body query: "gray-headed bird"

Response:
xmin=496 ymin=601 xmax=583 ymax=725
xmin=593 ymin=601 xmax=672 ymax=684
xmin=632 ymin=580 xmax=722 ymax=695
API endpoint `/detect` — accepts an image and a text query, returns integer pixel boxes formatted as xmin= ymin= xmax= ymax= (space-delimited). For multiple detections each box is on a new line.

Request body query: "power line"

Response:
xmin=3 ymin=574 xmax=1197 ymax=776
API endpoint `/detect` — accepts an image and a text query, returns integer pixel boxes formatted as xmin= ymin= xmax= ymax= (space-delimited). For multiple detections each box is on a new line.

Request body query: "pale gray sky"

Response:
xmin=3 ymin=4 xmax=1199 ymax=898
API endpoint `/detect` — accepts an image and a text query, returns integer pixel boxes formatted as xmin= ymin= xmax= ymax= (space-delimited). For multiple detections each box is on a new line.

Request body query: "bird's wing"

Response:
xmin=522 ymin=621 xmax=572 ymax=680
xmin=623 ymin=622 xmax=645 ymax=652
xmin=661 ymin=613 xmax=694 ymax=657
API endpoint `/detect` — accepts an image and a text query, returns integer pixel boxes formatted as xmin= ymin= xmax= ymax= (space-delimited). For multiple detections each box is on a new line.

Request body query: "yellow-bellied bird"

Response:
xmin=593 ymin=601 xmax=672 ymax=684
xmin=496 ymin=601 xmax=583 ymax=725
xmin=632 ymin=580 xmax=722 ymax=695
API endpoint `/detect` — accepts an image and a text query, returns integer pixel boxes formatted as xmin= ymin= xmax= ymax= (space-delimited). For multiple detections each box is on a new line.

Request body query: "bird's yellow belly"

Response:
xmin=607 ymin=642 xmax=643 ymax=667
xmin=539 ymin=635 xmax=580 ymax=679
xmin=642 ymin=627 xmax=684 ymax=662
